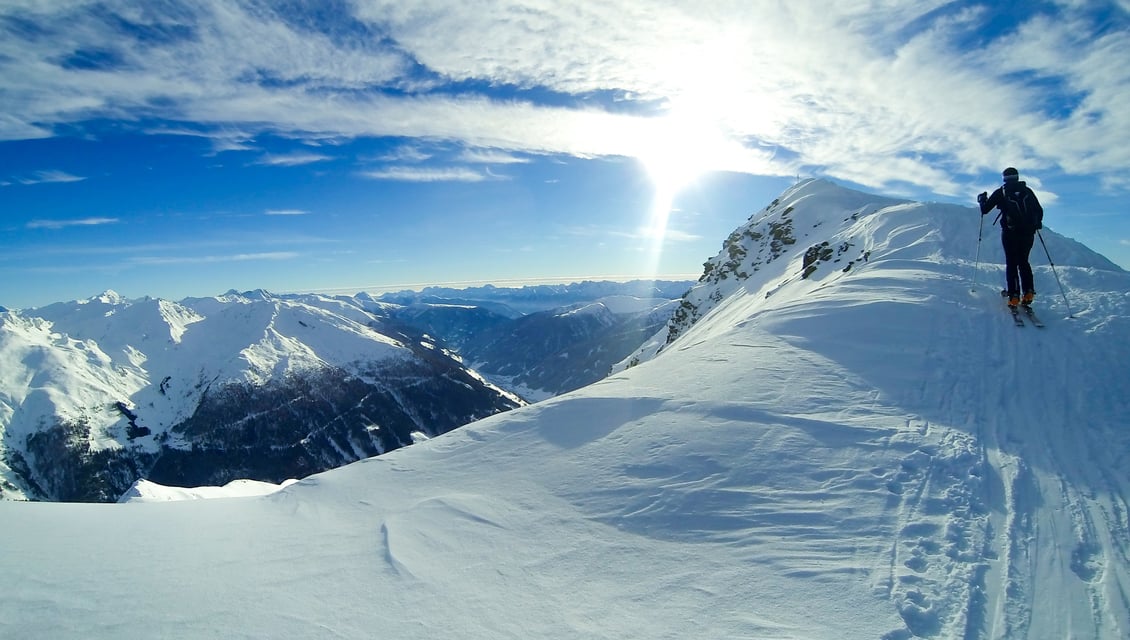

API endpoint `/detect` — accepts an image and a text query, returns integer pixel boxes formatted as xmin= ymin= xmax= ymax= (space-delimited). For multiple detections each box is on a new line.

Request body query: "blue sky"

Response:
xmin=2 ymin=1 xmax=1128 ymax=310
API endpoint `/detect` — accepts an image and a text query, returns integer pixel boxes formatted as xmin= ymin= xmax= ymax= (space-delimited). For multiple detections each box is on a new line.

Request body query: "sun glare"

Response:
xmin=630 ymin=31 xmax=760 ymax=276
xmin=635 ymin=100 xmax=742 ymax=253
xmin=633 ymin=105 xmax=725 ymax=275
xmin=637 ymin=108 xmax=724 ymax=194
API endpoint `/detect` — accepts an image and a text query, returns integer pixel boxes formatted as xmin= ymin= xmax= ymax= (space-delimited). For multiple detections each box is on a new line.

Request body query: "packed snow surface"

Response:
xmin=2 ymin=180 xmax=1128 ymax=639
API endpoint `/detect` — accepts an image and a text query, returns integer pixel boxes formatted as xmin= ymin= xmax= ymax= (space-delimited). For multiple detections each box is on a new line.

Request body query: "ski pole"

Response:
xmin=1037 ymin=229 xmax=1074 ymax=318
xmin=971 ymin=208 xmax=985 ymax=293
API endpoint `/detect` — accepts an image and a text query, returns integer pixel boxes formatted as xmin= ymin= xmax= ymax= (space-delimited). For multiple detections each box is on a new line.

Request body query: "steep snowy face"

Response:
xmin=665 ymin=180 xmax=901 ymax=342
xmin=620 ymin=178 xmax=1122 ymax=368
xmin=0 ymin=292 xmax=523 ymax=502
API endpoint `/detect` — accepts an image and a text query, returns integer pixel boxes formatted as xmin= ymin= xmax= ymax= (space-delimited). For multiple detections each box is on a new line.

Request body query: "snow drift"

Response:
xmin=1 ymin=179 xmax=1127 ymax=639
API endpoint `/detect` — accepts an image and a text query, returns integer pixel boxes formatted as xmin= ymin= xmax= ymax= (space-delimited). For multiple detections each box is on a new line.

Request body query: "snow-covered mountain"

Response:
xmin=393 ymin=294 xmax=681 ymax=400
xmin=0 ymin=289 xmax=523 ymax=502
xmin=2 ymin=179 xmax=1128 ymax=639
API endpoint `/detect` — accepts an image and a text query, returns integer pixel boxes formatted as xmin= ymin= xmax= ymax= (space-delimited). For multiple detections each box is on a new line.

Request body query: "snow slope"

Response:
xmin=1 ymin=179 xmax=1127 ymax=639
xmin=1 ymin=290 xmax=409 ymax=449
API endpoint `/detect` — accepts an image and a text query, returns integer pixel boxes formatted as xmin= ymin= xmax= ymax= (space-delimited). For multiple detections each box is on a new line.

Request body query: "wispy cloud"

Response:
xmin=265 ymin=209 xmax=310 ymax=216
xmin=458 ymin=148 xmax=531 ymax=165
xmin=145 ymin=126 xmax=258 ymax=154
xmin=27 ymin=217 xmax=118 ymax=230
xmin=10 ymin=170 xmax=87 ymax=186
xmin=358 ymin=166 xmax=494 ymax=182
xmin=376 ymin=145 xmax=434 ymax=163
xmin=253 ymin=152 xmax=333 ymax=167
xmin=0 ymin=1 xmax=1127 ymax=194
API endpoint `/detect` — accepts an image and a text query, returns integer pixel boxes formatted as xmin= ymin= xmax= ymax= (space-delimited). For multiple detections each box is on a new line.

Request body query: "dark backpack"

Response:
xmin=998 ymin=183 xmax=1041 ymax=232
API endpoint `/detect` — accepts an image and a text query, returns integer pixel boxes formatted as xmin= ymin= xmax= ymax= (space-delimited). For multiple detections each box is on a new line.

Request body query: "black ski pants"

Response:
xmin=1001 ymin=230 xmax=1035 ymax=296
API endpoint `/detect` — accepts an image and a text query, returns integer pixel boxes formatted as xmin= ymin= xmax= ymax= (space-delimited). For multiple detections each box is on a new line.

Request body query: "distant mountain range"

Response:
xmin=0 ymin=281 xmax=690 ymax=502
xmin=384 ymin=284 xmax=687 ymax=401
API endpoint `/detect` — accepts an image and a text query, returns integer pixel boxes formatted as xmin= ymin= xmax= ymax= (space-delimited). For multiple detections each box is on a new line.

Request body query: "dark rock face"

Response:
xmin=155 ymin=363 xmax=519 ymax=487
xmin=21 ymin=417 xmax=154 ymax=503
xmin=18 ymin=363 xmax=520 ymax=503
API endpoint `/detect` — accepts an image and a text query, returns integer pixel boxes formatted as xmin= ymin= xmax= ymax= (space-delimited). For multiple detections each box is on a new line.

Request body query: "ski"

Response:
xmin=1002 ymin=290 xmax=1024 ymax=326
xmin=1021 ymin=305 xmax=1045 ymax=328
xmin=1008 ymin=305 xmax=1025 ymax=326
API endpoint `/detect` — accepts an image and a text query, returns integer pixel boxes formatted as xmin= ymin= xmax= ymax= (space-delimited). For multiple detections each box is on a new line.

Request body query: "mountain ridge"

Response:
xmin=1 ymin=178 xmax=1128 ymax=638
xmin=618 ymin=178 xmax=1124 ymax=370
xmin=0 ymin=290 xmax=524 ymax=501
xmin=0 ymin=281 xmax=691 ymax=501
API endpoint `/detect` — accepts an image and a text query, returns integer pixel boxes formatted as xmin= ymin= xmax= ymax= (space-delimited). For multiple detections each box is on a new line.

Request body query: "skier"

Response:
xmin=978 ymin=167 xmax=1044 ymax=308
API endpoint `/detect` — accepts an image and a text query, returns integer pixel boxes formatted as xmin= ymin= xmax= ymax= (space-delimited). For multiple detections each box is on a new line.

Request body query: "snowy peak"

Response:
xmin=219 ymin=288 xmax=276 ymax=302
xmin=85 ymin=290 xmax=127 ymax=306
xmin=622 ymin=179 xmax=1122 ymax=368
xmin=663 ymin=180 xmax=893 ymax=342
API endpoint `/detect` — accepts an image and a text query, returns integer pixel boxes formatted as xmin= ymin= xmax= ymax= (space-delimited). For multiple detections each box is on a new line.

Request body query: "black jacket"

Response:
xmin=980 ymin=181 xmax=1043 ymax=233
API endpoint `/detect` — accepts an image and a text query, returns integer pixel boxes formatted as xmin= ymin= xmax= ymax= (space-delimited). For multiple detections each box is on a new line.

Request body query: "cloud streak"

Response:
xmin=27 ymin=217 xmax=118 ymax=230
xmin=358 ymin=166 xmax=495 ymax=182
xmin=8 ymin=170 xmax=87 ymax=186
xmin=253 ymin=152 xmax=333 ymax=167
xmin=0 ymin=1 xmax=1127 ymax=195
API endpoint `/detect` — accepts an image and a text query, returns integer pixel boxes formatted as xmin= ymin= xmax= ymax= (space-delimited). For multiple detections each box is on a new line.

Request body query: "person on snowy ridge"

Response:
xmin=978 ymin=167 xmax=1044 ymax=308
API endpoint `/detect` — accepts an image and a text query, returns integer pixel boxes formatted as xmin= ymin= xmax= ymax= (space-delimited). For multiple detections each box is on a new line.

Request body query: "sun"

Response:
xmin=629 ymin=106 xmax=730 ymax=275
xmin=636 ymin=108 xmax=723 ymax=195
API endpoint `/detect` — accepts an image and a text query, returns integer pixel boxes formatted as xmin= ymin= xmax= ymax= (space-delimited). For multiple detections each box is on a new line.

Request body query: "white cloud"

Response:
xmin=13 ymin=170 xmax=87 ymax=186
xmin=27 ymin=217 xmax=117 ymax=229
xmin=0 ymin=1 xmax=1127 ymax=194
xmin=145 ymin=126 xmax=258 ymax=154
xmin=458 ymin=148 xmax=531 ymax=165
xmin=265 ymin=209 xmax=309 ymax=216
xmin=253 ymin=152 xmax=332 ymax=167
xmin=358 ymin=166 xmax=494 ymax=182
xmin=375 ymin=145 xmax=434 ymax=163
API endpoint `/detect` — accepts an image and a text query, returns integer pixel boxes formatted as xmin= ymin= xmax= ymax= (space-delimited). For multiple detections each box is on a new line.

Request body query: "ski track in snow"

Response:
xmin=916 ymin=282 xmax=1125 ymax=639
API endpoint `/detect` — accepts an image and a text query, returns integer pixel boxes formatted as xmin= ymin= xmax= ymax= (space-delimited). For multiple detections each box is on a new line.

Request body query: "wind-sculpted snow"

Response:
xmin=1 ymin=180 xmax=1127 ymax=638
